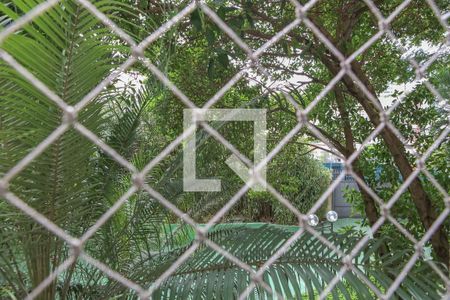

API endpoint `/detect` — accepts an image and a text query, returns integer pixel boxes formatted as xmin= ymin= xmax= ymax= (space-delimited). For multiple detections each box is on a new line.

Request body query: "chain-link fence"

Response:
xmin=0 ymin=0 xmax=449 ymax=299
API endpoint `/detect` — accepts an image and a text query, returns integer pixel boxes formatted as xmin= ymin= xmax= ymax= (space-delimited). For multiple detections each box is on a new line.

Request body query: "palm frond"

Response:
xmin=0 ymin=0 xmax=139 ymax=296
xmin=150 ymin=224 xmax=446 ymax=300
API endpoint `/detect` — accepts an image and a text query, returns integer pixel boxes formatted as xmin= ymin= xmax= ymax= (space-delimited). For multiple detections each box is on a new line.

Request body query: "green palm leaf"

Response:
xmin=151 ymin=224 xmax=445 ymax=300
xmin=0 ymin=0 xmax=139 ymax=297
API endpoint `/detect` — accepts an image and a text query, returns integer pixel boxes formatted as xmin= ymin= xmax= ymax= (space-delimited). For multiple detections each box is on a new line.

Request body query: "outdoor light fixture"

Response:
xmin=307 ymin=211 xmax=338 ymax=227
xmin=326 ymin=210 xmax=338 ymax=222
xmin=307 ymin=214 xmax=319 ymax=226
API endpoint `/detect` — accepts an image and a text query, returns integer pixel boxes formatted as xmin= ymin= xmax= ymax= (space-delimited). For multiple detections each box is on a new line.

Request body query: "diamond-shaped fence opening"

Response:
xmin=0 ymin=0 xmax=449 ymax=299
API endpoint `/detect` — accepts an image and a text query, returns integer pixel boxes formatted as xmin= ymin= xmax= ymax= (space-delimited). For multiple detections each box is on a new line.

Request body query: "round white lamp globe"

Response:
xmin=326 ymin=210 xmax=338 ymax=222
xmin=307 ymin=214 xmax=319 ymax=226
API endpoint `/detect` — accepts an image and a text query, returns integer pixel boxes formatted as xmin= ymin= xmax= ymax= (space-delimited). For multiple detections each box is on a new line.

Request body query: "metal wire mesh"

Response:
xmin=0 ymin=0 xmax=448 ymax=299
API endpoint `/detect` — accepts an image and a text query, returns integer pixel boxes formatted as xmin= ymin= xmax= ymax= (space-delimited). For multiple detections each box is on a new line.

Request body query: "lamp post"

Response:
xmin=326 ymin=210 xmax=338 ymax=232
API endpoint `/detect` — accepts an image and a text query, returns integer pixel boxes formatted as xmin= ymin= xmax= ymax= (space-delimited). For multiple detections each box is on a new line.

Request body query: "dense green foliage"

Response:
xmin=153 ymin=224 xmax=445 ymax=300
xmin=188 ymin=0 xmax=449 ymax=263
xmin=0 ymin=0 xmax=448 ymax=299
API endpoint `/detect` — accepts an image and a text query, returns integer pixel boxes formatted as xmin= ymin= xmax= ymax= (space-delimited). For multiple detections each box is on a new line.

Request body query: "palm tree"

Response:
xmin=151 ymin=224 xmax=445 ymax=299
xmin=0 ymin=0 xmax=177 ymax=297
xmin=0 ymin=1 xmax=446 ymax=299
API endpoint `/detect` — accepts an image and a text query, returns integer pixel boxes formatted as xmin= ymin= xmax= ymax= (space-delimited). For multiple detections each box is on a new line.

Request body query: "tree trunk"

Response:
xmin=333 ymin=87 xmax=381 ymax=227
xmin=321 ymin=53 xmax=449 ymax=265
xmin=352 ymin=164 xmax=382 ymax=226
xmin=247 ymin=2 xmax=449 ymax=265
